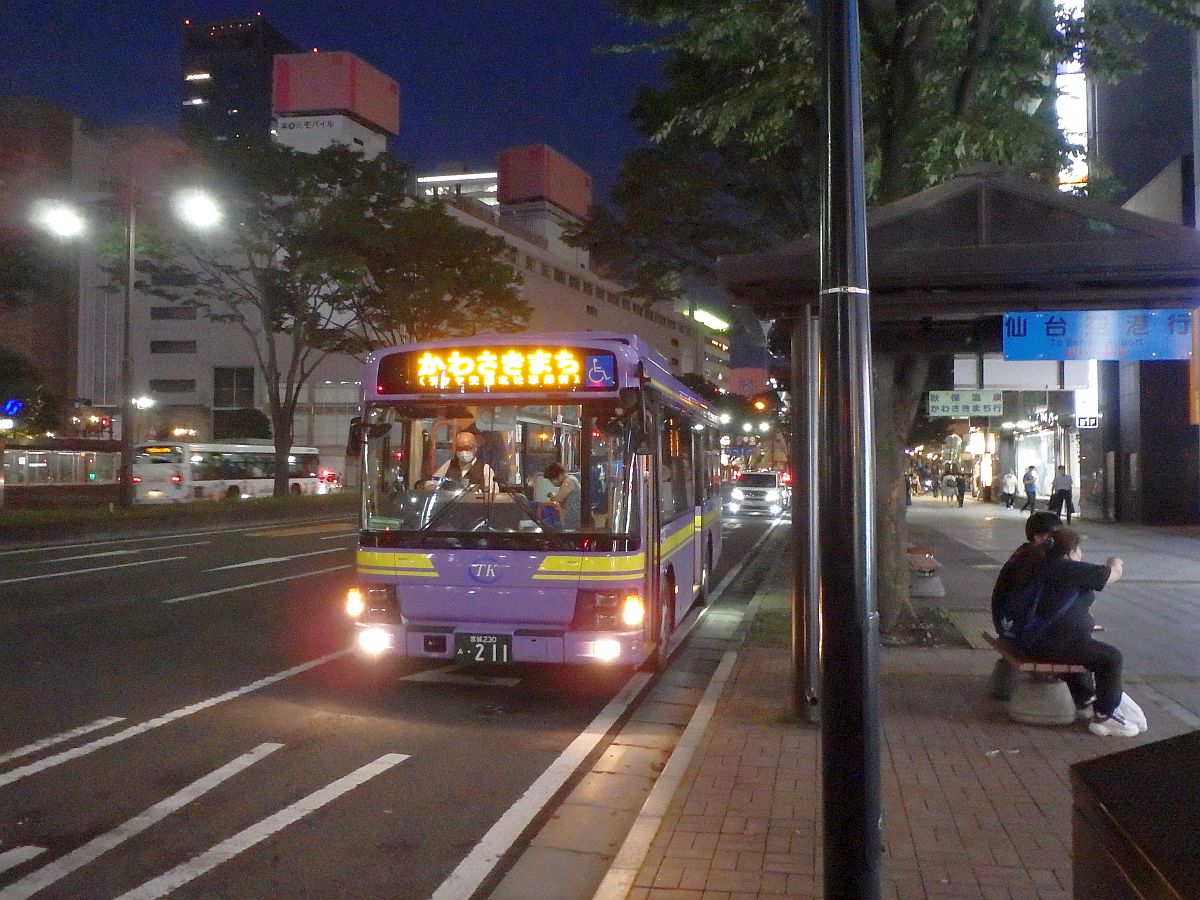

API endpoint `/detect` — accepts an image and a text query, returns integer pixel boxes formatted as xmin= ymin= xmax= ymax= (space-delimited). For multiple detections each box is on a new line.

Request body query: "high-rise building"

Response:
xmin=181 ymin=14 xmax=299 ymax=147
xmin=271 ymin=51 xmax=400 ymax=159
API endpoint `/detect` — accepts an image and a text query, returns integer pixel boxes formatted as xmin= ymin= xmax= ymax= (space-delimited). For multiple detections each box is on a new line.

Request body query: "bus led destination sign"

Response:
xmin=1003 ymin=310 xmax=1193 ymax=361
xmin=377 ymin=346 xmax=618 ymax=394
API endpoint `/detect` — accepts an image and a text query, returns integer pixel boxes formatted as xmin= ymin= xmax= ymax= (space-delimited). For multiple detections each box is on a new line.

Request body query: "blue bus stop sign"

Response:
xmin=1003 ymin=309 xmax=1193 ymax=361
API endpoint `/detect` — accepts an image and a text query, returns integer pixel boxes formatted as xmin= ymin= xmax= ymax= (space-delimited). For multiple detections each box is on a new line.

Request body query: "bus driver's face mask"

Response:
xmin=457 ymin=450 xmax=476 ymax=465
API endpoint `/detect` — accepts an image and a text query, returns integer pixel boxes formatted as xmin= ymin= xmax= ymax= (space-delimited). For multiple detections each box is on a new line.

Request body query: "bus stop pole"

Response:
xmin=790 ymin=308 xmax=821 ymax=722
xmin=819 ymin=0 xmax=882 ymax=896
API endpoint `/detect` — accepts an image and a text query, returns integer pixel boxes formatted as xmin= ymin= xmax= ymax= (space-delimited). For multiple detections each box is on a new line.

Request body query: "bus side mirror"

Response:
xmin=345 ymin=418 xmax=363 ymax=459
xmin=617 ymin=388 xmax=653 ymax=455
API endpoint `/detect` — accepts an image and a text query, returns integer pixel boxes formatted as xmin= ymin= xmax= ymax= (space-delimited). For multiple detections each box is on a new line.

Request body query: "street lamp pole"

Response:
xmin=118 ymin=186 xmax=137 ymax=508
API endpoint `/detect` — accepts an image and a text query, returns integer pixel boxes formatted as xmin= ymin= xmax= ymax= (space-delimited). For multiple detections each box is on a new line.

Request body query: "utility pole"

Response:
xmin=818 ymin=0 xmax=882 ymax=896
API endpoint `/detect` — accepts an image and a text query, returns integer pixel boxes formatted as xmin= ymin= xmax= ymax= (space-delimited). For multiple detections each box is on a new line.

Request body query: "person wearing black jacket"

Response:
xmin=1023 ymin=529 xmax=1139 ymax=736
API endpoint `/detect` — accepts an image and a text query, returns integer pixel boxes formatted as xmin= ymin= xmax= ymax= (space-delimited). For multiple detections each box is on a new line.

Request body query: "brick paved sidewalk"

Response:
xmin=618 ymin=500 xmax=1198 ymax=899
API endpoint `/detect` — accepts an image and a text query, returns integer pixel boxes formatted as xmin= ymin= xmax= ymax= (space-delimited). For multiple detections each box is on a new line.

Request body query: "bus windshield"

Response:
xmin=361 ymin=402 xmax=638 ymax=537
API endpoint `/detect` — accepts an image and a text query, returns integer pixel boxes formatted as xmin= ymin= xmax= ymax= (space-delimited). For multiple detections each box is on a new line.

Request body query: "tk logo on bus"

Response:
xmin=468 ymin=556 xmax=503 ymax=583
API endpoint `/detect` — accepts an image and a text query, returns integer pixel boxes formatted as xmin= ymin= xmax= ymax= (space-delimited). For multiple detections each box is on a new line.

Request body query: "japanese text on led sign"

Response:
xmin=411 ymin=348 xmax=614 ymax=391
xmin=927 ymin=390 xmax=1004 ymax=417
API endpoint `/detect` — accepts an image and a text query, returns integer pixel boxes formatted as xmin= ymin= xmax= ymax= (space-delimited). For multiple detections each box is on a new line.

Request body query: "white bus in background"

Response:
xmin=133 ymin=442 xmax=326 ymax=503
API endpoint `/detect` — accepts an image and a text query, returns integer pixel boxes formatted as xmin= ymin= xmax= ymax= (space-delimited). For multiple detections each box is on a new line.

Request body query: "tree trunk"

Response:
xmin=873 ymin=351 xmax=931 ymax=632
xmin=271 ymin=397 xmax=295 ymax=498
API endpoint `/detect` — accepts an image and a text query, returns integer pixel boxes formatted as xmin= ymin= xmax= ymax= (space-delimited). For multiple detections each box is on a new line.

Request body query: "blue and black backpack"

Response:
xmin=994 ymin=578 xmax=1080 ymax=653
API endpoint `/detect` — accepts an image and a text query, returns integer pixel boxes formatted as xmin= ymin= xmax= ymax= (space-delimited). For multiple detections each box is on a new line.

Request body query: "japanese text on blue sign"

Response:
xmin=1003 ymin=310 xmax=1193 ymax=361
xmin=927 ymin=391 xmax=1004 ymax=417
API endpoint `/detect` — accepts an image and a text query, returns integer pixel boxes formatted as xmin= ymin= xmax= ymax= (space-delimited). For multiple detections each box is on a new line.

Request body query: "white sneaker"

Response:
xmin=1075 ymin=696 xmax=1095 ymax=721
xmin=1117 ymin=693 xmax=1148 ymax=733
xmin=1089 ymin=711 xmax=1139 ymax=737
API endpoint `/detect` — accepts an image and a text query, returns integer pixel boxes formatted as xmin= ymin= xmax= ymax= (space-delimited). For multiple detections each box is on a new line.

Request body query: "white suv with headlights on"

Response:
xmin=728 ymin=470 xmax=789 ymax=517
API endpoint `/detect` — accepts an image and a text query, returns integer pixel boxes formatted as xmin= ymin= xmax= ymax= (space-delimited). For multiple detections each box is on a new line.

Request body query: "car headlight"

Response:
xmin=764 ymin=489 xmax=781 ymax=502
xmin=731 ymin=488 xmax=745 ymax=500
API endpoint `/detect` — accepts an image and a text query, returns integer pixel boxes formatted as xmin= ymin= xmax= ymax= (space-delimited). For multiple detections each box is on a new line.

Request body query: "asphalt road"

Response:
xmin=0 ymin=509 xmax=776 ymax=899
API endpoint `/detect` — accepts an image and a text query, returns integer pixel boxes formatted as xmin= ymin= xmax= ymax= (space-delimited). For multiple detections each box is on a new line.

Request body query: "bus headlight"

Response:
xmin=593 ymin=638 xmax=622 ymax=661
xmin=730 ymin=488 xmax=745 ymax=501
xmin=574 ymin=589 xmax=642 ymax=630
xmin=621 ymin=594 xmax=645 ymax=627
xmin=357 ymin=627 xmax=391 ymax=655
xmin=345 ymin=588 xmax=365 ymax=618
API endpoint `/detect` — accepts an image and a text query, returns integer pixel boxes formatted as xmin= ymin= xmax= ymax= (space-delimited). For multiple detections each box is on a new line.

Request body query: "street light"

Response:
xmin=31 ymin=187 xmax=221 ymax=506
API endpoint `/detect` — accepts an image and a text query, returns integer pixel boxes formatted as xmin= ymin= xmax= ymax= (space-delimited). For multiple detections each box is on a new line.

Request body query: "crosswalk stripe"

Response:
xmin=0 ymin=848 xmax=44 ymax=877
xmin=0 ymin=716 xmax=125 ymax=766
xmin=117 ymin=754 xmax=409 ymax=899
xmin=0 ymin=743 xmax=282 ymax=900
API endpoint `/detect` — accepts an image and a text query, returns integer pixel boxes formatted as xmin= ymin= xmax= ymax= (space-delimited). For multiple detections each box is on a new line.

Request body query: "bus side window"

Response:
xmin=659 ymin=413 xmax=694 ymax=522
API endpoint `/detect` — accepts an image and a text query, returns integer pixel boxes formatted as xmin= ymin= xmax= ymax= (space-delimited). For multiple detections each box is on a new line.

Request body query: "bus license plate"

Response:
xmin=454 ymin=633 xmax=512 ymax=664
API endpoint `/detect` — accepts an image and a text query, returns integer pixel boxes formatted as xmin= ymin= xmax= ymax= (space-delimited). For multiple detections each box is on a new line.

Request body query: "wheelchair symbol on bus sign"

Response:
xmin=584 ymin=355 xmax=615 ymax=387
xmin=468 ymin=556 xmax=503 ymax=583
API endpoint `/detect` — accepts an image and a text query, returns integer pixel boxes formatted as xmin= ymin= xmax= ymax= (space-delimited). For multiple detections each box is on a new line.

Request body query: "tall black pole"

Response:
xmin=118 ymin=190 xmax=136 ymax=509
xmin=791 ymin=308 xmax=821 ymax=722
xmin=819 ymin=0 xmax=881 ymax=896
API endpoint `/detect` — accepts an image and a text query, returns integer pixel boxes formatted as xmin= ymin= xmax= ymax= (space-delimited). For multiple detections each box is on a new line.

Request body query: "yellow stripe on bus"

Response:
xmin=537 ymin=554 xmax=645 ymax=575
xmin=356 ymin=550 xmax=436 ymax=570
xmin=358 ymin=569 xmax=440 ymax=579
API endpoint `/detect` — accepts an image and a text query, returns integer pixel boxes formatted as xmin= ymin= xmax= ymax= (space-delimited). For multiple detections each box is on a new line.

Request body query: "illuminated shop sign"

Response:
xmin=376 ymin=347 xmax=618 ymax=394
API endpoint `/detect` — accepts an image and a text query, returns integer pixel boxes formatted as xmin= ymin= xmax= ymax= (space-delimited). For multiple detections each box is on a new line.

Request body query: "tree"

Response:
xmin=591 ymin=0 xmax=1200 ymax=629
xmin=340 ymin=201 xmax=528 ymax=347
xmin=142 ymin=142 xmax=526 ymax=496
xmin=0 ymin=347 xmax=59 ymax=437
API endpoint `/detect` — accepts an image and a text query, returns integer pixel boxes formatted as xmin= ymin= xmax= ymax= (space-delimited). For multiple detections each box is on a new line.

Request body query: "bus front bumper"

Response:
xmin=353 ymin=621 xmax=646 ymax=666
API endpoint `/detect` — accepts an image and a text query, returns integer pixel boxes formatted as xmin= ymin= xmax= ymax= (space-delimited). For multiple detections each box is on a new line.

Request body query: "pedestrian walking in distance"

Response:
xmin=1021 ymin=466 xmax=1038 ymax=512
xmin=1051 ymin=465 xmax=1075 ymax=524
xmin=955 ymin=472 xmax=968 ymax=507
xmin=1001 ymin=471 xmax=1019 ymax=509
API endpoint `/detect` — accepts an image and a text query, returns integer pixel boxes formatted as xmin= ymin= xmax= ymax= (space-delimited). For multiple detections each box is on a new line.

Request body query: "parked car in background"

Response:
xmin=728 ymin=470 xmax=789 ymax=517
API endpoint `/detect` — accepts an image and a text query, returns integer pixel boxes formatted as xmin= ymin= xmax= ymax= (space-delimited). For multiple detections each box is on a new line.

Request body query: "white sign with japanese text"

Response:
xmin=927 ymin=390 xmax=1004 ymax=417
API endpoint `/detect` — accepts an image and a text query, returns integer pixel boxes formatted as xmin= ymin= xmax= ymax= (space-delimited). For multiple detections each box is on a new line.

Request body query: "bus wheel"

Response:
xmin=644 ymin=572 xmax=676 ymax=673
xmin=290 ymin=484 xmax=302 ymax=496
xmin=224 ymin=485 xmax=241 ymax=501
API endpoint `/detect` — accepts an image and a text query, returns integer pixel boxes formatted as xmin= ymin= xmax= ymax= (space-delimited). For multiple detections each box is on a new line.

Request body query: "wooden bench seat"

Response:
xmin=981 ymin=632 xmax=1087 ymax=674
xmin=982 ymin=632 xmax=1087 ymax=726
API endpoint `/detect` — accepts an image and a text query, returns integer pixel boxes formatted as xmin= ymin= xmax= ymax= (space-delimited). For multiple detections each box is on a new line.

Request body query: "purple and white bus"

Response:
xmin=344 ymin=333 xmax=723 ymax=670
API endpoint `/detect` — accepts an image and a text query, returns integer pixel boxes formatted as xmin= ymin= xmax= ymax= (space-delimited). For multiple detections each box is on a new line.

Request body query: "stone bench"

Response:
xmin=982 ymin=632 xmax=1088 ymax=726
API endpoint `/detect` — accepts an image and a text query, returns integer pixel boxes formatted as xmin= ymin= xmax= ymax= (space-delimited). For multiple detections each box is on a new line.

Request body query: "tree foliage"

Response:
xmin=593 ymin=0 xmax=1200 ymax=628
xmin=141 ymin=142 xmax=526 ymax=495
xmin=0 ymin=347 xmax=59 ymax=437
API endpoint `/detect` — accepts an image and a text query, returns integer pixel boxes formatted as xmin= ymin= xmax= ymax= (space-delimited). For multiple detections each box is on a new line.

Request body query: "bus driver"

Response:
xmin=429 ymin=431 xmax=496 ymax=492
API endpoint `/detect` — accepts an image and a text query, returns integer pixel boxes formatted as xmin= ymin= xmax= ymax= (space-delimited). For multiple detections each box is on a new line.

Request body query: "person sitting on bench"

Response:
xmin=991 ymin=510 xmax=1061 ymax=623
xmin=1018 ymin=528 xmax=1138 ymax=736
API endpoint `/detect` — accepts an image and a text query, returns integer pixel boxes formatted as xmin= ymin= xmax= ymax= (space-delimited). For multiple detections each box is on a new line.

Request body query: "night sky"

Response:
xmin=0 ymin=0 xmax=663 ymax=203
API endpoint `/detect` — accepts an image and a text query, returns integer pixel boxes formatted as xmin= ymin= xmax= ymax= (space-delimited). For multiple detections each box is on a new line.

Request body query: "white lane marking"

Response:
xmin=0 ymin=557 xmax=188 ymax=587
xmin=401 ymin=666 xmax=522 ymax=688
xmin=0 ymin=848 xmax=45 ymax=876
xmin=0 ymin=743 xmax=282 ymax=900
xmin=117 ymin=753 xmax=409 ymax=900
xmin=0 ymin=716 xmax=125 ymax=766
xmin=431 ymin=671 xmax=652 ymax=900
xmin=53 ymin=542 xmax=212 ymax=563
xmin=0 ymin=518 xmax=352 ymax=557
xmin=205 ymin=548 xmax=348 ymax=572
xmin=162 ymin=565 xmax=353 ymax=605
xmin=319 ymin=532 xmax=358 ymax=541
xmin=0 ymin=650 xmax=349 ymax=790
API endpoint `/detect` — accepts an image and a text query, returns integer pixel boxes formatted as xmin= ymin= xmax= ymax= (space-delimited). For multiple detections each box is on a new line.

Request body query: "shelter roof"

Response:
xmin=719 ymin=166 xmax=1200 ymax=323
